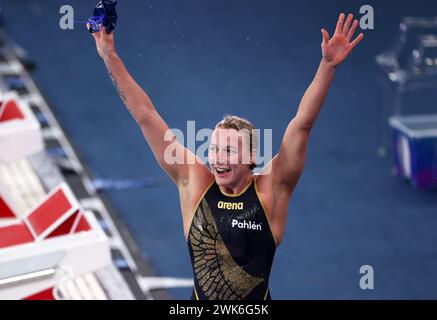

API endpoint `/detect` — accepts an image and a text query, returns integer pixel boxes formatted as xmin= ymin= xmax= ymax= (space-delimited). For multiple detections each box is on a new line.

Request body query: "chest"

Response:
xmin=202 ymin=189 xmax=274 ymax=258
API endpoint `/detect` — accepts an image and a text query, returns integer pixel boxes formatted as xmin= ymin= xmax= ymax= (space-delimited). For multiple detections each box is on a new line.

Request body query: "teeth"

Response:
xmin=216 ymin=168 xmax=229 ymax=173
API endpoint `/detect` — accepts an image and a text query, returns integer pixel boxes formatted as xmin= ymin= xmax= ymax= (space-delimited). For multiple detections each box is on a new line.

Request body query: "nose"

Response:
xmin=217 ymin=148 xmax=229 ymax=164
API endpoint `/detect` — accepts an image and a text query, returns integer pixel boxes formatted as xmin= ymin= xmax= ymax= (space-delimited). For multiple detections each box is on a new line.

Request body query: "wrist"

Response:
xmin=102 ymin=50 xmax=119 ymax=63
xmin=320 ymin=57 xmax=337 ymax=71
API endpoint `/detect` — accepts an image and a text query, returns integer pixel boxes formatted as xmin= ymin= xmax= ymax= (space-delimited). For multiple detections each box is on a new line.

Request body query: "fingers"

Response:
xmin=99 ymin=28 xmax=114 ymax=40
xmin=91 ymin=28 xmax=109 ymax=42
xmin=334 ymin=12 xmax=364 ymax=47
xmin=335 ymin=13 xmax=345 ymax=34
xmin=342 ymin=14 xmax=353 ymax=35
xmin=91 ymin=32 xmax=98 ymax=41
xmin=105 ymin=30 xmax=115 ymax=40
xmin=321 ymin=28 xmax=330 ymax=45
xmin=351 ymin=33 xmax=364 ymax=49
xmin=346 ymin=19 xmax=359 ymax=41
xmin=90 ymin=27 xmax=101 ymax=39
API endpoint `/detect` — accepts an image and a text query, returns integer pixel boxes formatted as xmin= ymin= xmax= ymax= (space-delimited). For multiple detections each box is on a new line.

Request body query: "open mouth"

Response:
xmin=215 ymin=167 xmax=231 ymax=175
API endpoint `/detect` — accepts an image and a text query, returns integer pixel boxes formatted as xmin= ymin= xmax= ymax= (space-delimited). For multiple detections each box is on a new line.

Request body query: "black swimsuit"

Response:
xmin=187 ymin=178 xmax=276 ymax=300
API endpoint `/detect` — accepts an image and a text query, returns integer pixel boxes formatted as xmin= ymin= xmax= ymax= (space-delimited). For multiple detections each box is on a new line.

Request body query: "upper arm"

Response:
xmin=138 ymin=107 xmax=207 ymax=186
xmin=253 ymin=118 xmax=310 ymax=245
xmin=269 ymin=117 xmax=310 ymax=192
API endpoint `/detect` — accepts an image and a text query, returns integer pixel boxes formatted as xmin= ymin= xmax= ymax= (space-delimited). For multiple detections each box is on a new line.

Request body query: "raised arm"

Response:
xmin=271 ymin=13 xmax=364 ymax=192
xmin=91 ymin=29 xmax=208 ymax=186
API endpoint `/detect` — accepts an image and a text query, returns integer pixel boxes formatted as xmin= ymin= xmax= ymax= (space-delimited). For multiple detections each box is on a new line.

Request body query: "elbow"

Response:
xmin=300 ymin=122 xmax=313 ymax=133
xmin=297 ymin=117 xmax=314 ymax=133
xmin=129 ymin=103 xmax=155 ymax=127
xmin=293 ymin=115 xmax=314 ymax=133
xmin=136 ymin=114 xmax=152 ymax=127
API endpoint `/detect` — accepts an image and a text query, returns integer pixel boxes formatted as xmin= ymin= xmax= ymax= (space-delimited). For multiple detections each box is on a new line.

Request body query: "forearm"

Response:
xmin=103 ymin=53 xmax=155 ymax=125
xmin=295 ymin=58 xmax=336 ymax=131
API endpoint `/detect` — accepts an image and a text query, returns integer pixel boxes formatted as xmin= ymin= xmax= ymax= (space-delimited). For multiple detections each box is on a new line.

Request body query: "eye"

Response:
xmin=210 ymin=145 xmax=218 ymax=152
xmin=227 ymin=147 xmax=237 ymax=154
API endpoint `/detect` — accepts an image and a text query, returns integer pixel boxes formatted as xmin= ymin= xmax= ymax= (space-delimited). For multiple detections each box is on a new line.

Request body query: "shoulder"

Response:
xmin=185 ymin=164 xmax=215 ymax=208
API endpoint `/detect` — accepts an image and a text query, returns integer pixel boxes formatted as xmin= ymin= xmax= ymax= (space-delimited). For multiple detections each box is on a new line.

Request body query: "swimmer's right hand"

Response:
xmin=92 ymin=29 xmax=117 ymax=60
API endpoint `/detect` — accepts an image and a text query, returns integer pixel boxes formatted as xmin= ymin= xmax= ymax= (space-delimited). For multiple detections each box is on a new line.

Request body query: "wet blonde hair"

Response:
xmin=215 ymin=115 xmax=258 ymax=170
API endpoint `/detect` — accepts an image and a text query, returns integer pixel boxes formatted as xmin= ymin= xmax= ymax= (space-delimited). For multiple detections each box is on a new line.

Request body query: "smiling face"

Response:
xmin=208 ymin=127 xmax=254 ymax=187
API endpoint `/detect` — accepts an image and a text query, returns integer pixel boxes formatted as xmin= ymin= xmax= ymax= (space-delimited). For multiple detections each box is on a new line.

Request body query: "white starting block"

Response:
xmin=0 ymin=183 xmax=110 ymax=299
xmin=0 ymin=92 xmax=44 ymax=163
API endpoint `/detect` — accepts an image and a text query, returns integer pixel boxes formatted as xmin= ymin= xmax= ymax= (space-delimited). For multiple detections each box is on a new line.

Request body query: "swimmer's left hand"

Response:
xmin=321 ymin=13 xmax=364 ymax=68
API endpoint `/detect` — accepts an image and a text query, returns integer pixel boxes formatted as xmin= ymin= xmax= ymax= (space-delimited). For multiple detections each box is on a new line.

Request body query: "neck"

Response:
xmin=218 ymin=173 xmax=253 ymax=196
